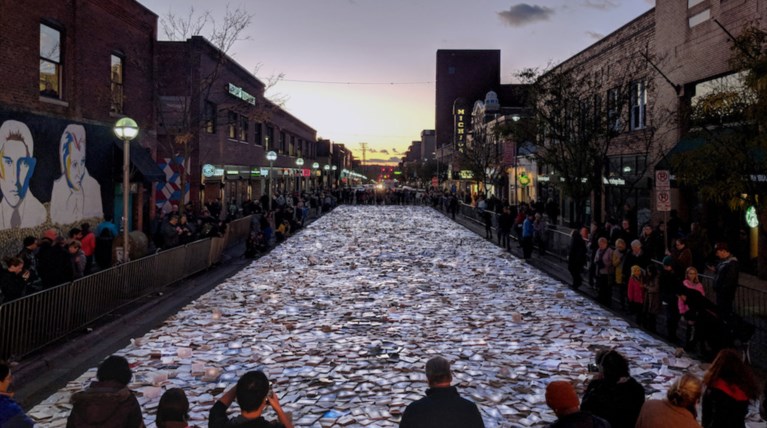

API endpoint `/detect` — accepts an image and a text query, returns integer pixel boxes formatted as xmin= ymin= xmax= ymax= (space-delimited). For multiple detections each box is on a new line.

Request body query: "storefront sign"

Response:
xmin=202 ymin=164 xmax=216 ymax=177
xmin=459 ymin=170 xmax=473 ymax=179
xmin=746 ymin=206 xmax=759 ymax=228
xmin=227 ymin=83 xmax=256 ymax=106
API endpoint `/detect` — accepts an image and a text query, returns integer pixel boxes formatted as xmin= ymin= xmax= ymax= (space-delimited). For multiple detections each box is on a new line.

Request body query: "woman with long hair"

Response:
xmin=702 ymin=348 xmax=760 ymax=428
xmin=636 ymin=373 xmax=702 ymax=428
xmin=679 ymin=266 xmax=705 ymax=350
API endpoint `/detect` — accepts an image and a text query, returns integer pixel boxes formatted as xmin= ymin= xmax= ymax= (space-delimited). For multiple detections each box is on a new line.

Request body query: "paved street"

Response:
xmin=26 ymin=206 xmax=761 ymax=427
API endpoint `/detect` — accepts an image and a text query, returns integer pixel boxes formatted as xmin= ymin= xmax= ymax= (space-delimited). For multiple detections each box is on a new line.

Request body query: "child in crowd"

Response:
xmin=627 ymin=265 xmax=645 ymax=325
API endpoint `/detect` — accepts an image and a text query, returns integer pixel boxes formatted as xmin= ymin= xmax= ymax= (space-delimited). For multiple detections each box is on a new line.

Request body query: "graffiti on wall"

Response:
xmin=0 ymin=111 xmax=113 ymax=231
xmin=156 ymin=156 xmax=189 ymax=214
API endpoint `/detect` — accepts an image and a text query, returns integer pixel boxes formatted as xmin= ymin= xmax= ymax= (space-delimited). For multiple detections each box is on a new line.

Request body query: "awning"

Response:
xmin=113 ymin=140 xmax=165 ymax=182
xmin=655 ymin=135 xmax=706 ymax=171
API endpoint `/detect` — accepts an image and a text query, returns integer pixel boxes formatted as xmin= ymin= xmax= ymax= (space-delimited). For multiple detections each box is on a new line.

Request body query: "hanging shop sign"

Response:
xmin=202 ymin=164 xmax=216 ymax=177
xmin=228 ymin=83 xmax=256 ymax=106
xmin=518 ymin=171 xmax=531 ymax=187
xmin=459 ymin=170 xmax=474 ymax=179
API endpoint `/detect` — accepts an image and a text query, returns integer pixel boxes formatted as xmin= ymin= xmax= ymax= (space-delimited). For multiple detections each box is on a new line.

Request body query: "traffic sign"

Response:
xmin=655 ymin=170 xmax=670 ymax=190
xmin=656 ymin=190 xmax=671 ymax=212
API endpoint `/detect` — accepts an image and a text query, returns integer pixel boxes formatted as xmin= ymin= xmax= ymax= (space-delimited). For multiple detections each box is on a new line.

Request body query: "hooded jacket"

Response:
xmin=66 ymin=381 xmax=144 ymax=428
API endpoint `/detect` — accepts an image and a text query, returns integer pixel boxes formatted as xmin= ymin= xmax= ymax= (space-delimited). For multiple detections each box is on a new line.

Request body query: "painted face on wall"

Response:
xmin=60 ymin=125 xmax=86 ymax=191
xmin=0 ymin=121 xmax=36 ymax=208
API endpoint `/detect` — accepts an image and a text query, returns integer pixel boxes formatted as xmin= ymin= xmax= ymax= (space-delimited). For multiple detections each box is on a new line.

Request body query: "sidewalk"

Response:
xmin=13 ymin=240 xmax=252 ymax=409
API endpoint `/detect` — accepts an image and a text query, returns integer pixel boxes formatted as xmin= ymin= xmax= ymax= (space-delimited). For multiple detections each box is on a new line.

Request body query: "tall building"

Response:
xmin=435 ymin=50 xmax=501 ymax=150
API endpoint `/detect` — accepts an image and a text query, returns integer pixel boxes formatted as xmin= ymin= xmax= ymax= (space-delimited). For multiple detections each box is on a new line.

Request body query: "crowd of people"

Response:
xmin=564 ymin=216 xmax=750 ymax=361
xmin=2 ymin=349 xmax=765 ymax=427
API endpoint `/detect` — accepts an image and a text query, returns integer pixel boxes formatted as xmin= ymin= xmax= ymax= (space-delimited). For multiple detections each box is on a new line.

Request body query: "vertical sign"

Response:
xmin=655 ymin=170 xmax=671 ymax=212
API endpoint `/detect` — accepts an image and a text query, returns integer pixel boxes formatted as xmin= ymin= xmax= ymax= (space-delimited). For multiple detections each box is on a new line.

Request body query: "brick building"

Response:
xmin=0 ymin=0 xmax=162 ymax=253
xmin=155 ymin=36 xmax=317 ymax=212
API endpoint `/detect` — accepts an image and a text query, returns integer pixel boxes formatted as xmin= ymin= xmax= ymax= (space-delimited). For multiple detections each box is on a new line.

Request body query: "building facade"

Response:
xmin=0 ymin=0 xmax=162 ymax=254
xmin=156 ymin=36 xmax=318 ymax=212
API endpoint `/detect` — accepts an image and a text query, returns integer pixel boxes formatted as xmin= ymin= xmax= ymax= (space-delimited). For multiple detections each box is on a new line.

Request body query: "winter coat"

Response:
xmin=627 ymin=275 xmax=645 ymax=304
xmin=678 ymin=279 xmax=705 ymax=315
xmin=580 ymin=376 xmax=645 ymax=428
xmin=548 ymin=411 xmax=610 ymax=428
xmin=702 ymin=379 xmax=750 ymax=428
xmin=67 ymin=380 xmax=144 ymax=428
xmin=568 ymin=234 xmax=588 ymax=271
xmin=399 ymin=386 xmax=485 ymax=428
xmin=643 ymin=276 xmax=662 ymax=315
xmin=635 ymin=399 xmax=701 ymax=428
xmin=0 ymin=394 xmax=34 ymax=427
xmin=0 ymin=269 xmax=27 ymax=302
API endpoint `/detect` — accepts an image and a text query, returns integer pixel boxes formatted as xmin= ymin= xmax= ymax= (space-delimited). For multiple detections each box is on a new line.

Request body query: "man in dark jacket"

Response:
xmin=67 ymin=355 xmax=144 ymax=427
xmin=711 ymin=242 xmax=739 ymax=318
xmin=160 ymin=215 xmax=181 ymax=249
xmin=567 ymin=228 xmax=588 ymax=290
xmin=36 ymin=229 xmax=73 ymax=289
xmin=399 ymin=356 xmax=484 ymax=428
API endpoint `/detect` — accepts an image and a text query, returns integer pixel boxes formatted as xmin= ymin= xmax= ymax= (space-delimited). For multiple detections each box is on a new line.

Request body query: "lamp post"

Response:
xmin=312 ymin=162 xmax=319 ymax=190
xmin=331 ymin=165 xmax=337 ymax=188
xmin=266 ymin=151 xmax=277 ymax=211
xmin=323 ymin=164 xmax=330 ymax=189
xmin=113 ymin=117 xmax=139 ymax=263
xmin=296 ymin=158 xmax=304 ymax=193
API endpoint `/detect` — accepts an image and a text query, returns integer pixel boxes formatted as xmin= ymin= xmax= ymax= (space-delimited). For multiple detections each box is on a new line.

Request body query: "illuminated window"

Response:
xmin=40 ymin=23 xmax=62 ymax=98
xmin=228 ymin=111 xmax=237 ymax=139
xmin=110 ymin=54 xmax=123 ymax=113
xmin=239 ymin=115 xmax=248 ymax=142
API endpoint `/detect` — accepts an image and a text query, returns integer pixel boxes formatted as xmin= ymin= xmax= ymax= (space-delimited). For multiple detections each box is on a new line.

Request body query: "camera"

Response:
xmin=587 ymin=363 xmax=600 ymax=373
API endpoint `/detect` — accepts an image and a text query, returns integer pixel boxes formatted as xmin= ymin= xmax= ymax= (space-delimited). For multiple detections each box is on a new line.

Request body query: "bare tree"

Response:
xmin=516 ymin=47 xmax=673 ymax=225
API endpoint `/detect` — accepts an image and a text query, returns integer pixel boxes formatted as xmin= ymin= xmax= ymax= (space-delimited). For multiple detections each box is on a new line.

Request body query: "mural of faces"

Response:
xmin=61 ymin=125 xmax=86 ymax=191
xmin=0 ymin=121 xmax=36 ymax=208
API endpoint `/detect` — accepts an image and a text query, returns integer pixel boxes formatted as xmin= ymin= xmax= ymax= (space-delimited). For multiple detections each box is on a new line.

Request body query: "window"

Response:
xmin=110 ymin=54 xmax=123 ymax=113
xmin=204 ymin=101 xmax=217 ymax=134
xmin=288 ymin=135 xmax=295 ymax=156
xmin=630 ymin=81 xmax=647 ymax=130
xmin=228 ymin=111 xmax=237 ymax=139
xmin=448 ymin=66 xmax=456 ymax=75
xmin=40 ymin=23 xmax=62 ymax=98
xmin=688 ymin=0 xmax=705 ymax=7
xmin=266 ymin=126 xmax=274 ymax=150
xmin=280 ymin=131 xmax=286 ymax=153
xmin=254 ymin=122 xmax=262 ymax=145
xmin=607 ymin=88 xmax=622 ymax=132
xmin=689 ymin=9 xmax=710 ymax=27
xmin=239 ymin=115 xmax=248 ymax=142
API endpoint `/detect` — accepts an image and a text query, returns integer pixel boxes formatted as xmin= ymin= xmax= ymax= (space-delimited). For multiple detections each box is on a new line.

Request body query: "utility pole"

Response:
xmin=360 ymin=142 xmax=368 ymax=166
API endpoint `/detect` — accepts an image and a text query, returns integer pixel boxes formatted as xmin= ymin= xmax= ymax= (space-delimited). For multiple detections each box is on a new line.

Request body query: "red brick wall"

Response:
xmin=0 ymin=0 xmax=156 ymax=133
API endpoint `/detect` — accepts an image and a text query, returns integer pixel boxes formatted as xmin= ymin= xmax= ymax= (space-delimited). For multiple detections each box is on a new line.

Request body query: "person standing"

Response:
xmin=702 ymin=349 xmax=760 ymax=428
xmin=0 ymin=257 xmax=30 ymax=302
xmin=580 ymin=349 xmax=645 ymax=428
xmin=567 ymin=228 xmax=588 ymax=290
xmin=660 ymin=256 xmax=683 ymax=343
xmin=67 ymin=355 xmax=144 ymax=427
xmin=709 ymin=242 xmax=739 ymax=318
xmin=400 ymin=356 xmax=484 ymax=428
xmin=521 ymin=212 xmax=535 ymax=259
xmin=593 ymin=238 xmax=614 ymax=306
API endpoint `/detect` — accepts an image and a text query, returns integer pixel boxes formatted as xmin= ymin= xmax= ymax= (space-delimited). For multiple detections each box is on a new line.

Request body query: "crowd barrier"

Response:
xmin=0 ymin=215 xmax=252 ymax=360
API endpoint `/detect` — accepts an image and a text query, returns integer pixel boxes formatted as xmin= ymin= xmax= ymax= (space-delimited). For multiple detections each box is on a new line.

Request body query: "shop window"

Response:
xmin=110 ymin=54 xmax=124 ymax=113
xmin=228 ymin=111 xmax=237 ymax=139
xmin=630 ymin=81 xmax=647 ymax=130
xmin=239 ymin=115 xmax=248 ymax=142
xmin=40 ymin=23 xmax=62 ymax=98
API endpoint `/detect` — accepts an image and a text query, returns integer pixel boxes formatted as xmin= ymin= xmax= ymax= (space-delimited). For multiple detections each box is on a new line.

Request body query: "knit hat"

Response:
xmin=662 ymin=255 xmax=674 ymax=266
xmin=545 ymin=381 xmax=580 ymax=413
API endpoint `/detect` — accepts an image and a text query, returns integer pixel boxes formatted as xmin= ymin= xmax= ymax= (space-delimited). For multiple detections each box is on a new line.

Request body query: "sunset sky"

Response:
xmin=139 ymin=0 xmax=654 ymax=164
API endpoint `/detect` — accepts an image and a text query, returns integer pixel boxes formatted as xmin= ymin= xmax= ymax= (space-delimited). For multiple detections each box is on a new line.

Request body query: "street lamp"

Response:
xmin=331 ymin=165 xmax=337 ymax=188
xmin=266 ymin=151 xmax=277 ymax=211
xmin=324 ymin=164 xmax=330 ymax=189
xmin=296 ymin=157 xmax=304 ymax=192
xmin=113 ymin=117 xmax=138 ymax=263
xmin=312 ymin=162 xmax=319 ymax=190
